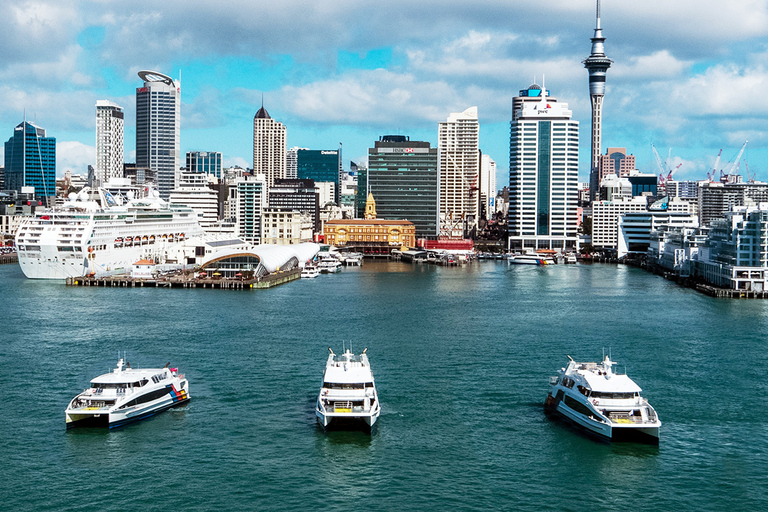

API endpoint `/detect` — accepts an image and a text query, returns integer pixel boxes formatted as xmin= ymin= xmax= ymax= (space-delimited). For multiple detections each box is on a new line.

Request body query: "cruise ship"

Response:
xmin=15 ymin=187 xmax=205 ymax=279
xmin=65 ymin=358 xmax=190 ymax=429
xmin=316 ymin=348 xmax=380 ymax=431
xmin=545 ymin=355 xmax=661 ymax=444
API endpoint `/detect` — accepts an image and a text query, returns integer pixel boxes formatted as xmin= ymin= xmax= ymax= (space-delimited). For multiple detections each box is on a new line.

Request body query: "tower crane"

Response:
xmin=724 ymin=140 xmax=748 ymax=176
xmin=708 ymin=149 xmax=722 ymax=181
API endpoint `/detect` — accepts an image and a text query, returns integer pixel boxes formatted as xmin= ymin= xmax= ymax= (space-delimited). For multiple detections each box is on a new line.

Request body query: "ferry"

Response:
xmin=301 ymin=264 xmax=320 ymax=278
xmin=545 ymin=355 xmax=661 ymax=444
xmin=316 ymin=348 xmax=380 ymax=431
xmin=317 ymin=255 xmax=342 ymax=273
xmin=65 ymin=358 xmax=190 ymax=429
xmin=507 ymin=253 xmax=552 ymax=266
xmin=15 ymin=187 xmax=205 ymax=279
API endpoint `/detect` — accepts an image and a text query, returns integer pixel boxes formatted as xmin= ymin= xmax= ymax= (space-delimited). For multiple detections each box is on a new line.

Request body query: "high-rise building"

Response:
xmin=268 ymin=178 xmax=320 ymax=233
xmin=438 ymin=106 xmax=480 ymax=238
xmin=508 ymin=84 xmax=579 ymax=252
xmin=297 ymin=149 xmax=341 ymax=204
xmin=598 ymin=147 xmax=634 ymax=182
xmin=95 ymin=100 xmax=124 ymax=186
xmin=136 ymin=70 xmax=180 ymax=199
xmin=584 ymin=0 xmax=612 ymax=201
xmin=286 ymin=146 xmax=306 ymax=180
xmin=354 ymin=163 xmax=368 ymax=219
xmin=480 ymin=154 xmax=497 ymax=218
xmin=367 ymin=135 xmax=438 ymax=239
xmin=186 ymin=151 xmax=222 ymax=179
xmin=4 ymin=121 xmax=56 ymax=199
xmin=235 ymin=175 xmax=266 ymax=243
xmin=253 ymin=104 xmax=286 ymax=188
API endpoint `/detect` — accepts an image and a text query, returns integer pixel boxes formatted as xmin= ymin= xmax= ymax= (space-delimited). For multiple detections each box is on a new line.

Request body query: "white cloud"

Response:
xmin=613 ymin=50 xmax=691 ymax=79
xmin=57 ymin=141 xmax=94 ymax=175
xmin=223 ymin=156 xmax=248 ymax=169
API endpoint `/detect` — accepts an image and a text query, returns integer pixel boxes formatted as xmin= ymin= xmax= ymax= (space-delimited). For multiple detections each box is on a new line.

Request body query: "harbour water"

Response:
xmin=1 ymin=261 xmax=766 ymax=510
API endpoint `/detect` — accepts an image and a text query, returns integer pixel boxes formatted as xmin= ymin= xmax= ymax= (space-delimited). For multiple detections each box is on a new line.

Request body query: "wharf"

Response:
xmin=0 ymin=253 xmax=18 ymax=264
xmin=66 ymin=268 xmax=301 ymax=290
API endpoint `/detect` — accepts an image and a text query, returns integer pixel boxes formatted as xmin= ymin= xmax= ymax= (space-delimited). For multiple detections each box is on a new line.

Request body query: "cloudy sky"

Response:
xmin=3 ymin=0 xmax=768 ymax=185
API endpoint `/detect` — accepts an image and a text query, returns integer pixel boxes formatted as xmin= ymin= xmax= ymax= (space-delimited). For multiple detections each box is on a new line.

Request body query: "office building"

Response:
xmin=480 ymin=154 xmax=497 ymax=219
xmin=584 ymin=1 xmax=612 ymax=201
xmin=367 ymin=135 xmax=438 ymax=239
xmin=618 ymin=210 xmax=698 ymax=257
xmin=235 ymin=175 xmax=266 ymax=244
xmin=168 ymin=172 xmax=219 ymax=228
xmin=698 ymin=181 xmax=768 ymax=227
xmin=268 ymin=178 xmax=320 ymax=233
xmin=354 ymin=162 xmax=368 ymax=218
xmin=598 ymin=147 xmax=634 ymax=183
xmin=4 ymin=121 xmax=56 ymax=199
xmin=628 ymin=173 xmax=658 ymax=197
xmin=136 ymin=70 xmax=180 ymax=199
xmin=438 ymin=107 xmax=480 ymax=238
xmin=261 ymin=208 xmax=313 ymax=245
xmin=186 ymin=151 xmax=222 ymax=179
xmin=253 ymin=104 xmax=286 ymax=188
xmin=95 ymin=100 xmax=124 ymax=185
xmin=286 ymin=146 xmax=306 ymax=180
xmin=508 ymin=84 xmax=579 ymax=252
xmin=297 ymin=149 xmax=341 ymax=204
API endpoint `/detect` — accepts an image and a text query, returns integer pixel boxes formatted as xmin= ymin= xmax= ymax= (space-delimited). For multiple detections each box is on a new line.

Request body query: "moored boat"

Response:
xmin=65 ymin=358 xmax=190 ymax=429
xmin=301 ymin=264 xmax=320 ymax=278
xmin=316 ymin=348 xmax=380 ymax=431
xmin=545 ymin=355 xmax=661 ymax=444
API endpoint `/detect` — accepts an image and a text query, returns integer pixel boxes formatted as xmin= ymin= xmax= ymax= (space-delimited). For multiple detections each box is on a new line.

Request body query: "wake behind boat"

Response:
xmin=316 ymin=348 xmax=380 ymax=431
xmin=545 ymin=355 xmax=661 ymax=444
xmin=65 ymin=358 xmax=189 ymax=429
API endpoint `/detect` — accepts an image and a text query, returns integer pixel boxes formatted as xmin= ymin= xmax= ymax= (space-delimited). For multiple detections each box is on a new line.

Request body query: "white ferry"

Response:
xmin=317 ymin=255 xmax=342 ymax=273
xmin=316 ymin=348 xmax=380 ymax=431
xmin=65 ymin=358 xmax=190 ymax=429
xmin=15 ymin=187 xmax=205 ymax=279
xmin=507 ymin=253 xmax=552 ymax=266
xmin=545 ymin=355 xmax=661 ymax=444
xmin=301 ymin=264 xmax=320 ymax=278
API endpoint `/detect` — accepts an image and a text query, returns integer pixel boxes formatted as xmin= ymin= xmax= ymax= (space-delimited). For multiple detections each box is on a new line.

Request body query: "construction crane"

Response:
xmin=707 ymin=149 xmax=722 ymax=181
xmin=652 ymin=144 xmax=681 ymax=185
xmin=724 ymin=140 xmax=748 ymax=176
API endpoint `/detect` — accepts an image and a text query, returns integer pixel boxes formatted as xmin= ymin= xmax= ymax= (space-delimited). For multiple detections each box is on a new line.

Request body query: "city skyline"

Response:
xmin=1 ymin=1 xmax=767 ymax=186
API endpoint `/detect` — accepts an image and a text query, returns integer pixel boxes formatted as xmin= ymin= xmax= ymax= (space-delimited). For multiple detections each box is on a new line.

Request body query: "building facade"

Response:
xmin=4 ymin=121 xmax=56 ymax=199
xmin=438 ymin=107 xmax=480 ymax=238
xmin=592 ymin=196 xmax=648 ymax=249
xmin=480 ymin=154 xmax=497 ymax=219
xmin=136 ymin=70 xmax=180 ymax=200
xmin=186 ymin=151 xmax=222 ymax=179
xmin=253 ymin=105 xmax=286 ymax=188
xmin=508 ymin=85 xmax=579 ymax=252
xmin=597 ymin=147 xmax=634 ymax=183
xmin=367 ymin=135 xmax=438 ymax=239
xmin=95 ymin=100 xmax=124 ymax=186
xmin=235 ymin=176 xmax=266 ymax=244
xmin=297 ymin=149 xmax=341 ymax=204
xmin=168 ymin=172 xmax=219 ymax=228
xmin=268 ymin=178 xmax=320 ymax=233
xmin=261 ymin=208 xmax=313 ymax=245
xmin=324 ymin=219 xmax=416 ymax=254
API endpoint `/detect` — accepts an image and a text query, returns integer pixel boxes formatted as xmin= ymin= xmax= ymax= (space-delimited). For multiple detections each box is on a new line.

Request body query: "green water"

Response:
xmin=0 ymin=261 xmax=766 ymax=511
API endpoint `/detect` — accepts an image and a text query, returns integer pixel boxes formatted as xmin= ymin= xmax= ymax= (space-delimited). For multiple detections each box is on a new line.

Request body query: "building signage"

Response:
xmin=377 ymin=148 xmax=430 ymax=154
xmin=320 ymin=151 xmax=338 ymax=155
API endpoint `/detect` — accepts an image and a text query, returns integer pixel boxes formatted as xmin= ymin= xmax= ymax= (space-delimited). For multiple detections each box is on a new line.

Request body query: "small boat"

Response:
xmin=565 ymin=253 xmax=577 ymax=264
xmin=316 ymin=348 xmax=380 ymax=431
xmin=301 ymin=264 xmax=320 ymax=278
xmin=545 ymin=355 xmax=661 ymax=444
xmin=507 ymin=253 xmax=551 ymax=266
xmin=65 ymin=358 xmax=190 ymax=429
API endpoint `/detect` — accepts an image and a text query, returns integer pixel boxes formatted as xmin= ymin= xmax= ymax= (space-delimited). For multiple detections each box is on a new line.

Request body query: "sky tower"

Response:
xmin=584 ymin=0 xmax=612 ymax=201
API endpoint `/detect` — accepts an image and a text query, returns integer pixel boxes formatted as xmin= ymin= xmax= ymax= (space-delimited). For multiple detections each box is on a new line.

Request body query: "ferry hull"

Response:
xmin=66 ymin=397 xmax=190 ymax=430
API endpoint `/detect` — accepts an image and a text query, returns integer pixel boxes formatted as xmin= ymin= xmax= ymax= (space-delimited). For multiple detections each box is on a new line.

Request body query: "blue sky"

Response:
xmin=2 ymin=0 xmax=768 ymax=187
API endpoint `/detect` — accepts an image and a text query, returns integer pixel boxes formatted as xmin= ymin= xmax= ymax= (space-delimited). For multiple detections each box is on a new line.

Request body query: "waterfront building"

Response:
xmin=186 ymin=151 xmax=222 ymax=179
xmin=648 ymin=225 xmax=706 ymax=276
xmin=95 ymin=100 xmax=124 ymax=186
xmin=268 ymin=178 xmax=320 ymax=233
xmin=508 ymin=84 xmax=579 ymax=252
xmin=592 ymin=196 xmax=648 ymax=249
xmin=584 ymin=0 xmax=612 ymax=201
xmin=367 ymin=135 xmax=438 ymax=239
xmin=691 ymin=205 xmax=768 ymax=290
xmin=136 ymin=70 xmax=181 ymax=200
xmin=438 ymin=107 xmax=480 ymax=238
xmin=4 ymin=121 xmax=56 ymax=200
xmin=323 ymin=218 xmax=416 ymax=255
xmin=480 ymin=154 xmax=497 ymax=220
xmin=297 ymin=149 xmax=341 ymax=204
xmin=235 ymin=175 xmax=266 ymax=244
xmin=253 ymin=103 xmax=287 ymax=189
xmin=618 ymin=209 xmax=698 ymax=257
xmin=598 ymin=147 xmax=634 ymax=183
xmin=261 ymin=208 xmax=314 ymax=245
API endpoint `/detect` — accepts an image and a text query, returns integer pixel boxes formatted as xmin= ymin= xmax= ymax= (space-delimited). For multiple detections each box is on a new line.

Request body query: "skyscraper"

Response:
xmin=253 ymin=103 xmax=286 ymax=189
xmin=4 ymin=121 xmax=56 ymax=199
xmin=367 ymin=135 xmax=439 ymax=239
xmin=584 ymin=0 xmax=612 ymax=201
xmin=438 ymin=106 xmax=480 ymax=238
xmin=136 ymin=70 xmax=180 ymax=199
xmin=95 ymin=100 xmax=124 ymax=186
xmin=296 ymin=149 xmax=341 ymax=204
xmin=480 ymin=154 xmax=497 ymax=218
xmin=598 ymin=147 xmax=635 ymax=182
xmin=508 ymin=84 xmax=579 ymax=252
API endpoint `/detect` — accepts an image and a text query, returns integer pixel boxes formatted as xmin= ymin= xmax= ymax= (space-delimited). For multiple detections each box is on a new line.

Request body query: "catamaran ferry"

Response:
xmin=15 ymin=187 xmax=205 ymax=279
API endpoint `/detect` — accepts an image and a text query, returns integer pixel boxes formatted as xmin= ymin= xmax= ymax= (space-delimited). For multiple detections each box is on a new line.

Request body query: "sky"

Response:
xmin=2 ymin=0 xmax=768 ymax=187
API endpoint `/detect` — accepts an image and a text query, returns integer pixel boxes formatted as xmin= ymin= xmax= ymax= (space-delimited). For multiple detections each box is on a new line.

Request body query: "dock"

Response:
xmin=0 ymin=253 xmax=18 ymax=265
xmin=66 ymin=268 xmax=301 ymax=290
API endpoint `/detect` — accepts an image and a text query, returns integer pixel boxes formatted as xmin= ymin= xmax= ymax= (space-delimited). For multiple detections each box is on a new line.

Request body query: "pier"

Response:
xmin=0 ymin=252 xmax=18 ymax=265
xmin=66 ymin=268 xmax=301 ymax=290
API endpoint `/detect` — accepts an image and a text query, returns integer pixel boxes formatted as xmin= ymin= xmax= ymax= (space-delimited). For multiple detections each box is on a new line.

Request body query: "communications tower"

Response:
xmin=583 ymin=0 xmax=612 ymax=201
